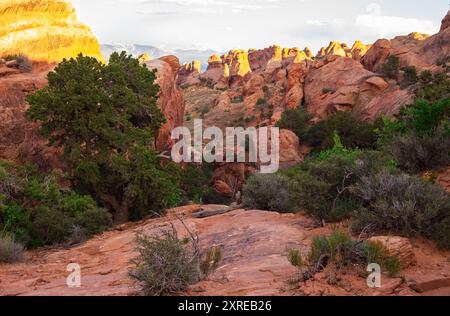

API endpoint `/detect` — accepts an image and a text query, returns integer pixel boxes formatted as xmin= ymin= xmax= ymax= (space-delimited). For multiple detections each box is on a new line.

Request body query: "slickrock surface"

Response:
xmin=1 ymin=207 xmax=449 ymax=296
xmin=0 ymin=0 xmax=103 ymax=62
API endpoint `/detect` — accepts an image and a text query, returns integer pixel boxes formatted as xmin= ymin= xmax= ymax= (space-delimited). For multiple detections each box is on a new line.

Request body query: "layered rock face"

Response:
xmin=0 ymin=0 xmax=103 ymax=62
xmin=145 ymin=56 xmax=185 ymax=152
xmin=304 ymin=56 xmax=412 ymax=121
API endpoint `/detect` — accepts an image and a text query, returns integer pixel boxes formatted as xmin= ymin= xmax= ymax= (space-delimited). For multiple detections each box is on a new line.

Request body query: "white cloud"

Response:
xmin=355 ymin=2 xmax=437 ymax=38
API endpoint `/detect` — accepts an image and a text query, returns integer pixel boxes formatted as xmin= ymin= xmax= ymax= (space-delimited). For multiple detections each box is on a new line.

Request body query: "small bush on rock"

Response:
xmin=351 ymin=170 xmax=450 ymax=249
xmin=381 ymin=55 xmax=400 ymax=79
xmin=289 ymin=231 xmax=401 ymax=282
xmin=0 ymin=233 xmax=24 ymax=263
xmin=130 ymin=224 xmax=221 ymax=296
xmin=242 ymin=174 xmax=292 ymax=212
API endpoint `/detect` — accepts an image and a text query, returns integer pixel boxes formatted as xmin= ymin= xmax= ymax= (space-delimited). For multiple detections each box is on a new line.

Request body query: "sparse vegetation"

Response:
xmin=402 ymin=66 xmax=418 ymax=86
xmin=129 ymin=222 xmax=221 ymax=296
xmin=351 ymin=170 xmax=450 ymax=249
xmin=242 ymin=173 xmax=292 ymax=212
xmin=306 ymin=112 xmax=379 ymax=151
xmin=256 ymin=98 xmax=266 ymax=106
xmin=322 ymin=87 xmax=335 ymax=94
xmin=288 ymin=231 xmax=402 ymax=283
xmin=380 ymin=98 xmax=450 ymax=173
xmin=276 ymin=108 xmax=312 ymax=141
xmin=3 ymin=54 xmax=32 ymax=73
xmin=381 ymin=55 xmax=400 ymax=79
xmin=0 ymin=160 xmax=112 ymax=248
xmin=0 ymin=233 xmax=24 ymax=263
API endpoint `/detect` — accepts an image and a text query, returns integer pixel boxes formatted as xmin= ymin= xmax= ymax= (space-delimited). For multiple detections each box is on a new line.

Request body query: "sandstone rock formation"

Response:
xmin=304 ymin=56 xmax=412 ymax=121
xmin=317 ymin=41 xmax=347 ymax=58
xmin=368 ymin=236 xmax=417 ymax=269
xmin=0 ymin=0 xmax=104 ymax=63
xmin=441 ymin=10 xmax=450 ymax=32
xmin=144 ymin=56 xmax=185 ymax=152
xmin=177 ymin=60 xmax=201 ymax=87
xmin=200 ymin=54 xmax=229 ymax=89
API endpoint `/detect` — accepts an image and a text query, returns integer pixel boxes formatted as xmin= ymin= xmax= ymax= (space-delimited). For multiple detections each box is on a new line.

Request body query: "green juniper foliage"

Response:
xmin=0 ymin=160 xmax=111 ymax=248
xmin=27 ymin=52 xmax=182 ymax=222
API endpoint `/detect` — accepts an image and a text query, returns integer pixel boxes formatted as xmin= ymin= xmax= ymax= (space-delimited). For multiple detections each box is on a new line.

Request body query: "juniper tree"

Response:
xmin=27 ymin=52 xmax=181 ymax=223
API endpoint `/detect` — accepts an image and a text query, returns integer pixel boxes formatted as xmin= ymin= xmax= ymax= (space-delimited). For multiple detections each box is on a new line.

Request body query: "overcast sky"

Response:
xmin=72 ymin=0 xmax=450 ymax=52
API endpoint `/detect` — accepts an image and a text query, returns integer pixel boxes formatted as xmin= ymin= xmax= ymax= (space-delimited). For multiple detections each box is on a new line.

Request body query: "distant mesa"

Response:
xmin=0 ymin=0 xmax=104 ymax=62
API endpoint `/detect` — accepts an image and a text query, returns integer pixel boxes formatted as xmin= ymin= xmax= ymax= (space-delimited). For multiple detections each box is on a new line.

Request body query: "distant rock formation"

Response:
xmin=317 ymin=40 xmax=370 ymax=60
xmin=0 ymin=0 xmax=104 ymax=62
xmin=138 ymin=53 xmax=152 ymax=63
xmin=177 ymin=60 xmax=201 ymax=87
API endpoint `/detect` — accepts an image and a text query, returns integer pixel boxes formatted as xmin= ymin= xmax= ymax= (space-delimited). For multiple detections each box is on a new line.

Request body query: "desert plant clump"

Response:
xmin=306 ymin=112 xmax=379 ymax=151
xmin=242 ymin=173 xmax=293 ymax=212
xmin=3 ymin=54 xmax=32 ymax=73
xmin=256 ymin=98 xmax=266 ymax=106
xmin=288 ymin=231 xmax=402 ymax=283
xmin=380 ymin=98 xmax=450 ymax=173
xmin=402 ymin=66 xmax=418 ymax=86
xmin=351 ymin=170 xmax=450 ymax=249
xmin=415 ymin=72 xmax=450 ymax=103
xmin=381 ymin=55 xmax=400 ymax=79
xmin=0 ymin=160 xmax=112 ymax=248
xmin=283 ymin=134 xmax=392 ymax=222
xmin=0 ymin=233 xmax=24 ymax=263
xmin=276 ymin=108 xmax=312 ymax=141
xmin=129 ymin=222 xmax=222 ymax=296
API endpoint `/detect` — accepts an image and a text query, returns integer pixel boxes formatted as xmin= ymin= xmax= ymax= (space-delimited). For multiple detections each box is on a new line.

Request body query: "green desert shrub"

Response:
xmin=256 ymin=98 xmax=266 ymax=106
xmin=242 ymin=173 xmax=292 ymax=212
xmin=283 ymin=134 xmax=391 ymax=222
xmin=0 ymin=233 xmax=24 ymax=263
xmin=129 ymin=226 xmax=221 ymax=296
xmin=351 ymin=170 xmax=450 ymax=249
xmin=381 ymin=55 xmax=400 ymax=79
xmin=179 ymin=164 xmax=212 ymax=202
xmin=0 ymin=160 xmax=112 ymax=248
xmin=306 ymin=112 xmax=379 ymax=151
xmin=202 ymin=188 xmax=232 ymax=205
xmin=383 ymin=128 xmax=450 ymax=174
xmin=380 ymin=98 xmax=450 ymax=173
xmin=292 ymin=231 xmax=401 ymax=280
xmin=402 ymin=66 xmax=418 ymax=86
xmin=276 ymin=108 xmax=312 ymax=141
xmin=415 ymin=72 xmax=450 ymax=103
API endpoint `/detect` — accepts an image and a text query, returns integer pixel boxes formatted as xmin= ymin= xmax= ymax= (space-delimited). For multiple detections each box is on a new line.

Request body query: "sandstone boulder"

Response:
xmin=0 ymin=0 xmax=103 ymax=62
xmin=368 ymin=236 xmax=417 ymax=269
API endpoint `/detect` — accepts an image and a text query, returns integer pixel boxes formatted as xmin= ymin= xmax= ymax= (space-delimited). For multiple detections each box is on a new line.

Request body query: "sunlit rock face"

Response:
xmin=0 ymin=0 xmax=104 ymax=62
